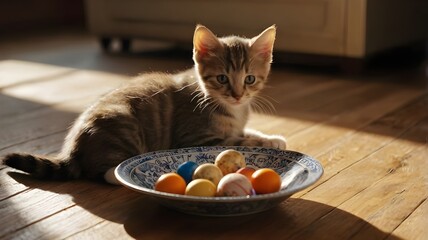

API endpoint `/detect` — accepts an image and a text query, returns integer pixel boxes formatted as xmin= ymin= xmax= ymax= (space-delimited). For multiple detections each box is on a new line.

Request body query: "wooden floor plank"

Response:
xmin=290 ymin=136 xmax=427 ymax=239
xmin=0 ymin=180 xmax=120 ymax=239
xmin=1 ymin=70 xmax=124 ymax=119
xmin=249 ymin=81 xmax=388 ymax=139
xmin=0 ymin=69 xmax=125 ymax=150
xmin=388 ymin=198 xmax=428 ymax=240
xmin=6 ymin=206 xmax=100 ymax=240
xmin=0 ymin=98 xmax=85 ymax=150
xmin=293 ymin=119 xmax=426 ymax=231
xmin=0 ymin=131 xmax=66 ymax=157
xmin=247 ymin=82 xmax=369 ymax=138
xmin=302 ymin=117 xmax=427 ymax=205
xmin=0 ymin=60 xmax=74 ymax=89
xmin=0 ymin=187 xmax=76 ymax=237
xmin=2 ymin=70 xmax=124 ymax=106
xmin=65 ymin=221 xmax=133 ymax=240
xmin=293 ymin=94 xmax=428 ymax=198
xmin=264 ymin=71 xmax=345 ymax=104
xmin=3 ymin=185 xmax=144 ymax=240
xmin=239 ymin=114 xmax=428 ymax=239
xmin=274 ymin=79 xmax=371 ymax=116
xmin=286 ymin=87 xmax=423 ymax=157
xmin=0 ymin=89 xmax=117 ymax=145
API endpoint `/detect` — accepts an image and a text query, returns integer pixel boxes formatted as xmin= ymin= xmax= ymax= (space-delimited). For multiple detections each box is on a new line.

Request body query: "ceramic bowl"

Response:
xmin=115 ymin=146 xmax=323 ymax=216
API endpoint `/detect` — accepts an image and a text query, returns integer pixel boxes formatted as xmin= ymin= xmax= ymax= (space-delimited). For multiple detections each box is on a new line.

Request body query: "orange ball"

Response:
xmin=155 ymin=173 xmax=186 ymax=195
xmin=236 ymin=167 xmax=256 ymax=181
xmin=251 ymin=168 xmax=281 ymax=194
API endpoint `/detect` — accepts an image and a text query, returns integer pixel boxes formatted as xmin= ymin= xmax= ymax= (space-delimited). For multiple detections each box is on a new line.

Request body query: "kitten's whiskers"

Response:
xmin=175 ymin=81 xmax=198 ymax=92
xmin=191 ymin=91 xmax=205 ymax=103
xmin=208 ymin=101 xmax=222 ymax=119
xmin=193 ymin=94 xmax=214 ymax=113
xmin=251 ymin=95 xmax=276 ymax=115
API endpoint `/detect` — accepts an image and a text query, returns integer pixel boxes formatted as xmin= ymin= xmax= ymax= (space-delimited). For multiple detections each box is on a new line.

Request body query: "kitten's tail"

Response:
xmin=2 ymin=153 xmax=80 ymax=180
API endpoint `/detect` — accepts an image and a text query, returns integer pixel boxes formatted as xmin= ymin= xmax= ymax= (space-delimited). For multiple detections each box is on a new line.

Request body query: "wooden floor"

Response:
xmin=0 ymin=31 xmax=427 ymax=240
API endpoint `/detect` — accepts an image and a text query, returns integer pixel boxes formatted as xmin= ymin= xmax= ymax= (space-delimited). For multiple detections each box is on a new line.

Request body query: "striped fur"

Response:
xmin=2 ymin=25 xmax=286 ymax=182
xmin=3 ymin=153 xmax=80 ymax=180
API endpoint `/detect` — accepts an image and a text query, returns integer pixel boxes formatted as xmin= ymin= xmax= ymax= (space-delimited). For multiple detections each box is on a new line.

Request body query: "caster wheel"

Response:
xmin=99 ymin=37 xmax=112 ymax=51
xmin=120 ymin=38 xmax=131 ymax=52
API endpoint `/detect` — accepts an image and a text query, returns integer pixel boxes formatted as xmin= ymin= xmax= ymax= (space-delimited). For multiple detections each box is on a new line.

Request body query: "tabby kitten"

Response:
xmin=2 ymin=25 xmax=286 ymax=184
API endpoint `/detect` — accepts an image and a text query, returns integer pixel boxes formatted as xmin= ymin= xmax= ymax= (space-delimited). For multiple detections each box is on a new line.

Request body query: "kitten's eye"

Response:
xmin=245 ymin=75 xmax=256 ymax=85
xmin=216 ymin=75 xmax=229 ymax=84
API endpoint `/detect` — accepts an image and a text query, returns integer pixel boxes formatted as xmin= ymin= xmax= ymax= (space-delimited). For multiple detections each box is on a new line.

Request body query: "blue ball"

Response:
xmin=177 ymin=161 xmax=198 ymax=184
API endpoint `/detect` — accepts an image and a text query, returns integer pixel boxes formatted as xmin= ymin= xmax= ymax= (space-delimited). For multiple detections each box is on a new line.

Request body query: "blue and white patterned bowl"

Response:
xmin=115 ymin=146 xmax=323 ymax=216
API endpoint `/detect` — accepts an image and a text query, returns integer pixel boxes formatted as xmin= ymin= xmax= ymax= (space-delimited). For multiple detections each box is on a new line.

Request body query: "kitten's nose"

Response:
xmin=232 ymin=92 xmax=242 ymax=101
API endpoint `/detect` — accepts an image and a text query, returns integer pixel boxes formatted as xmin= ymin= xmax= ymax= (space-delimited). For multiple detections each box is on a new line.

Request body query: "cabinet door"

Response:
xmin=273 ymin=0 xmax=347 ymax=56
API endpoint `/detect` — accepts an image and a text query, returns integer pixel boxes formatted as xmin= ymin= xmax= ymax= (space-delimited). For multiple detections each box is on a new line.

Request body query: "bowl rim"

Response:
xmin=115 ymin=146 xmax=323 ymax=203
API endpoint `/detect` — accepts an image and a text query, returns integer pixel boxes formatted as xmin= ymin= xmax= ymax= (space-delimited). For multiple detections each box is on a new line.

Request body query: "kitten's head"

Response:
xmin=193 ymin=25 xmax=276 ymax=109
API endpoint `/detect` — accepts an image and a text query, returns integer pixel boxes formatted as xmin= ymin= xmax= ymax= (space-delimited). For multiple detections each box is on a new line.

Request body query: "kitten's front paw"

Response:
xmin=262 ymin=135 xmax=287 ymax=150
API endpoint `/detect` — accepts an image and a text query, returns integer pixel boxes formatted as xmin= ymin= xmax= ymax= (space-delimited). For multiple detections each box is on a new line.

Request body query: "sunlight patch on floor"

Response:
xmin=0 ymin=60 xmax=127 ymax=110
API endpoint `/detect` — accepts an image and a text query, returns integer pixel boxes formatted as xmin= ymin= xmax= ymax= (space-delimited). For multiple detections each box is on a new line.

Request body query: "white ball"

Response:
xmin=217 ymin=173 xmax=253 ymax=197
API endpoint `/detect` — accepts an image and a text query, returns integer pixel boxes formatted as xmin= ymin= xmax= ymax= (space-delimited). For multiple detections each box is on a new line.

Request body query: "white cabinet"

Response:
xmin=86 ymin=0 xmax=427 ymax=58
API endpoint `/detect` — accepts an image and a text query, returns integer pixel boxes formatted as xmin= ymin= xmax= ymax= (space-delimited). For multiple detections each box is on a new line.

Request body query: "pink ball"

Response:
xmin=216 ymin=173 xmax=253 ymax=197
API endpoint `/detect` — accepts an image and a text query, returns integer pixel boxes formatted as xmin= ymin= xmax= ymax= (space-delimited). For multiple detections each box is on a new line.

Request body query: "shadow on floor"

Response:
xmin=5 ymin=172 xmax=403 ymax=240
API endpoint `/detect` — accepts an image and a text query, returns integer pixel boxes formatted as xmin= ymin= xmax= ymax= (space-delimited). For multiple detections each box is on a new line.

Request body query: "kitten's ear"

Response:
xmin=193 ymin=25 xmax=222 ymax=56
xmin=250 ymin=25 xmax=276 ymax=61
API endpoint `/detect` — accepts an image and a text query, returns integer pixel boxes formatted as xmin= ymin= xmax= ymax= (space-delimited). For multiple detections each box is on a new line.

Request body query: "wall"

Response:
xmin=0 ymin=0 xmax=85 ymax=34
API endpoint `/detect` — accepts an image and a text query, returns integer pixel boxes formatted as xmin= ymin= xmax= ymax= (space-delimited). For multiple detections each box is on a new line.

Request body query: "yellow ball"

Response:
xmin=185 ymin=179 xmax=217 ymax=197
